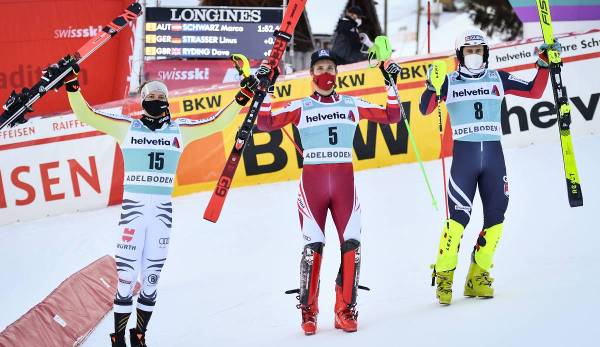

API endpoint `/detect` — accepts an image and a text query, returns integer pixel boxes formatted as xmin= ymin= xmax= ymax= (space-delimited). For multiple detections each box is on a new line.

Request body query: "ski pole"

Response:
xmin=430 ymin=60 xmax=449 ymax=225
xmin=282 ymin=127 xmax=303 ymax=156
xmin=427 ymin=1 xmax=431 ymax=54
xmin=387 ymin=70 xmax=438 ymax=210
xmin=368 ymin=36 xmax=438 ymax=210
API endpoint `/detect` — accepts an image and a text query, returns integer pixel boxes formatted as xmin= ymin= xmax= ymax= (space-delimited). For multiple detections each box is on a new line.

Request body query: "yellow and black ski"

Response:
xmin=536 ymin=0 xmax=583 ymax=207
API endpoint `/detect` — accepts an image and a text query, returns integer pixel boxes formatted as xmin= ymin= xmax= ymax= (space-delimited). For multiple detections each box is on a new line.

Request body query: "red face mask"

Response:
xmin=313 ymin=72 xmax=336 ymax=90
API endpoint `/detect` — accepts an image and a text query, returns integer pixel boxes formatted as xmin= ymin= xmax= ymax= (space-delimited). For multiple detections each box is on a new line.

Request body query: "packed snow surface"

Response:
xmin=1 ymin=135 xmax=598 ymax=346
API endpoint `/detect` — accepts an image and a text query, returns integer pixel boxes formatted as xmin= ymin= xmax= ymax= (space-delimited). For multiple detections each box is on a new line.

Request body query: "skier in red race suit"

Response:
xmin=256 ymin=49 xmax=401 ymax=335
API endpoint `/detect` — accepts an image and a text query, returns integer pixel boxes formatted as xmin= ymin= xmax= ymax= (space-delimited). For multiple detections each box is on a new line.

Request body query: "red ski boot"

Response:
xmin=300 ymin=301 xmax=318 ymax=335
xmin=297 ymin=242 xmax=323 ymax=335
xmin=334 ymin=285 xmax=358 ymax=332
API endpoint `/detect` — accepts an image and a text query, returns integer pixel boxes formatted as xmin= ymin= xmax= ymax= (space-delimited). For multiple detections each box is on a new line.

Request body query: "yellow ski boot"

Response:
xmin=431 ymin=219 xmax=465 ymax=305
xmin=431 ymin=266 xmax=454 ymax=305
xmin=464 ymin=260 xmax=494 ymax=298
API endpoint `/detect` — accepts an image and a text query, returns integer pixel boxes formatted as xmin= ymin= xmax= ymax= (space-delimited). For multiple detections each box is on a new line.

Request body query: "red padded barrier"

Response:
xmin=0 ymin=255 xmax=138 ymax=346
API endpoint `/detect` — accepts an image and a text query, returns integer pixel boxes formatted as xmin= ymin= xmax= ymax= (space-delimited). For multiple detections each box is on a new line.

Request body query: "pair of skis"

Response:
xmin=203 ymin=0 xmax=307 ymax=223
xmin=536 ymin=0 xmax=583 ymax=207
xmin=0 ymin=3 xmax=142 ymax=130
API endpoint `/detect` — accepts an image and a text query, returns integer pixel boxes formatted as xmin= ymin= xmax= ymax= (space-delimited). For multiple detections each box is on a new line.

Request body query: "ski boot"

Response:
xmin=431 ymin=265 xmax=454 ymax=305
xmin=129 ymin=328 xmax=147 ymax=347
xmin=109 ymin=332 xmax=126 ymax=347
xmin=334 ymin=285 xmax=358 ymax=332
xmin=464 ymin=260 xmax=494 ymax=298
xmin=298 ymin=242 xmax=323 ymax=335
xmin=300 ymin=301 xmax=318 ymax=335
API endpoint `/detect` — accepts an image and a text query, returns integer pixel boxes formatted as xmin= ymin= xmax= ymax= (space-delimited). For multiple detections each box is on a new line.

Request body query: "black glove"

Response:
xmin=61 ymin=55 xmax=81 ymax=92
xmin=235 ymin=75 xmax=258 ymax=106
xmin=256 ymin=62 xmax=276 ymax=94
xmin=380 ymin=62 xmax=400 ymax=87
xmin=241 ymin=75 xmax=259 ymax=93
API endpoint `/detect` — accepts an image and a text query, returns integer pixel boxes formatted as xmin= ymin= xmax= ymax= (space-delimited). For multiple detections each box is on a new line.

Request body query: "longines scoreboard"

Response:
xmin=144 ymin=7 xmax=284 ymax=60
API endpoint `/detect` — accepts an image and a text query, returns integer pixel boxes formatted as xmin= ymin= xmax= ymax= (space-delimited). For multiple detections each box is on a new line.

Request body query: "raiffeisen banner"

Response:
xmin=1 ymin=30 xmax=599 ymax=225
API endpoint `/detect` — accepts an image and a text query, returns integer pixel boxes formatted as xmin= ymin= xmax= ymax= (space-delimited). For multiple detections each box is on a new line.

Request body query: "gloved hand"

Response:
xmin=536 ymin=41 xmax=562 ymax=68
xmin=235 ymin=74 xmax=258 ymax=106
xmin=255 ymin=61 xmax=275 ymax=94
xmin=425 ymin=65 xmax=436 ymax=92
xmin=359 ymin=32 xmax=373 ymax=48
xmin=63 ymin=57 xmax=81 ymax=92
xmin=379 ymin=60 xmax=400 ymax=87
xmin=234 ymin=61 xmax=276 ymax=106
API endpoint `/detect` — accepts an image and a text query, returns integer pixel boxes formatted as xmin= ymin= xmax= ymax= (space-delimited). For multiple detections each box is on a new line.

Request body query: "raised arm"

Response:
xmin=498 ymin=67 xmax=549 ymax=99
xmin=354 ymin=87 xmax=401 ymax=124
xmin=419 ymin=75 xmax=448 ymax=116
xmin=67 ymin=89 xmax=130 ymax=144
xmin=498 ymin=42 xmax=553 ymax=99
xmin=179 ymin=98 xmax=244 ymax=147
xmin=356 ymin=61 xmax=401 ymax=123
xmin=257 ymin=94 xmax=302 ymax=131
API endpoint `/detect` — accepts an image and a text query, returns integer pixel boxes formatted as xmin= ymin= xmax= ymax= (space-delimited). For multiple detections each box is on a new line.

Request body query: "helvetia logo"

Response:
xmin=452 ymin=86 xmax=500 ymax=98
xmin=172 ymin=137 xmax=180 ymax=148
xmin=452 ymin=87 xmax=491 ymax=98
xmin=348 ymin=110 xmax=356 ymax=122
xmin=306 ymin=111 xmax=348 ymax=123
xmin=131 ymin=137 xmax=172 ymax=146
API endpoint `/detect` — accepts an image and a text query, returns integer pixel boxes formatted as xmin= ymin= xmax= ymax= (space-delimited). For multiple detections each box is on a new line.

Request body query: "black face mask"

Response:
xmin=142 ymin=99 xmax=169 ymax=117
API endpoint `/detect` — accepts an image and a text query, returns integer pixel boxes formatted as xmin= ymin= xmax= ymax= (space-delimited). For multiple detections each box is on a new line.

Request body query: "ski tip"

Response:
xmin=569 ymin=199 xmax=583 ymax=208
xmin=203 ymin=213 xmax=219 ymax=223
xmin=203 ymin=207 xmax=221 ymax=223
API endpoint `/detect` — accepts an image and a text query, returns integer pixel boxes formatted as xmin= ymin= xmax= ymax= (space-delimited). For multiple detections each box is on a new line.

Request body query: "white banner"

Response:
xmin=0 ymin=113 xmax=120 ymax=225
xmin=490 ymin=30 xmax=600 ymax=148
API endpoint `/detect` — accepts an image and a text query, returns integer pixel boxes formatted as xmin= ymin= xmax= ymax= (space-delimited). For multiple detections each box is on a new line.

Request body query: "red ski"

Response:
xmin=0 ymin=2 xmax=142 ymax=130
xmin=203 ymin=0 xmax=307 ymax=223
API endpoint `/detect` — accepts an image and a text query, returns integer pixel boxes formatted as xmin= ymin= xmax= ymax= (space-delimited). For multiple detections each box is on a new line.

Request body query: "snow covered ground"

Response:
xmin=1 ymin=135 xmax=599 ymax=346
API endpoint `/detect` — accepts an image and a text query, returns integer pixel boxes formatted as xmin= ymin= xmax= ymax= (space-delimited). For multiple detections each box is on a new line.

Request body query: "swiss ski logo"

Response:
xmin=122 ymin=228 xmax=136 ymax=242
xmin=503 ymin=175 xmax=509 ymax=197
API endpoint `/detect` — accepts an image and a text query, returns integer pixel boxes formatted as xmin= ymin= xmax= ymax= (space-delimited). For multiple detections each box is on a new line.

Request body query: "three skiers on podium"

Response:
xmin=56 ymin=26 xmax=559 ymax=342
